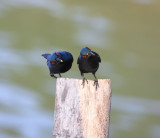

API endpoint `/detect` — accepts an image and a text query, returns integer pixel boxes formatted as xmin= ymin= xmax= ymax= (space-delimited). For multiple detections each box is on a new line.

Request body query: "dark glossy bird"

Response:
xmin=77 ymin=47 xmax=101 ymax=90
xmin=42 ymin=51 xmax=73 ymax=78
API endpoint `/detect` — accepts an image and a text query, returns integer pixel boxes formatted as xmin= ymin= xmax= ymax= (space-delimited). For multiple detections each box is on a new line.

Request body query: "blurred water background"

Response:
xmin=0 ymin=0 xmax=160 ymax=138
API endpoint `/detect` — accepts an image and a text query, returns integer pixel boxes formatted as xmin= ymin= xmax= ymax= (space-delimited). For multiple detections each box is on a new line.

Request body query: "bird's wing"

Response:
xmin=77 ymin=56 xmax=81 ymax=64
xmin=93 ymin=51 xmax=101 ymax=62
xmin=42 ymin=53 xmax=51 ymax=59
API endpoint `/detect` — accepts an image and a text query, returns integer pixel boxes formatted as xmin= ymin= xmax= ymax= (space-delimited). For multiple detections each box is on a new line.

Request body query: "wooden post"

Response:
xmin=53 ymin=78 xmax=111 ymax=138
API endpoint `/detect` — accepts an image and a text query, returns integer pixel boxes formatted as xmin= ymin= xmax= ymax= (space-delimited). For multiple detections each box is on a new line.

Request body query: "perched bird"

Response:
xmin=42 ymin=51 xmax=73 ymax=78
xmin=77 ymin=47 xmax=101 ymax=90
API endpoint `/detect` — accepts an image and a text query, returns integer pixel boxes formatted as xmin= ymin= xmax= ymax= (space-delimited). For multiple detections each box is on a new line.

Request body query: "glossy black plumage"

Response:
xmin=42 ymin=51 xmax=73 ymax=78
xmin=77 ymin=47 xmax=101 ymax=90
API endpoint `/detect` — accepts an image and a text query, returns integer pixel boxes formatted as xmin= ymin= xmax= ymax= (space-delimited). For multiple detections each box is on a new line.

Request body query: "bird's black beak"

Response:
xmin=56 ymin=58 xmax=63 ymax=63
xmin=88 ymin=51 xmax=95 ymax=56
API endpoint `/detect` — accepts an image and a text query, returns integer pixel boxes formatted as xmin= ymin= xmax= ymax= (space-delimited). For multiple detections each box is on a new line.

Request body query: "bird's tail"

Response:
xmin=41 ymin=53 xmax=50 ymax=59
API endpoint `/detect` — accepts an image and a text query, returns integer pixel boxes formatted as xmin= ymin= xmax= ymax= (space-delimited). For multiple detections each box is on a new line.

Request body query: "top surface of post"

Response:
xmin=57 ymin=78 xmax=111 ymax=91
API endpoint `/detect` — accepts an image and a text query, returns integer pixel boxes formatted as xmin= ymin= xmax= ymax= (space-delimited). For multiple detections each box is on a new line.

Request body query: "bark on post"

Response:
xmin=53 ymin=78 xmax=111 ymax=138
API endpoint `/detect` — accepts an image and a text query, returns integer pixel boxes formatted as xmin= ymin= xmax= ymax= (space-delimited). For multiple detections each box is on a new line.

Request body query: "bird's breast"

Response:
xmin=48 ymin=60 xmax=73 ymax=74
xmin=79 ymin=57 xmax=99 ymax=73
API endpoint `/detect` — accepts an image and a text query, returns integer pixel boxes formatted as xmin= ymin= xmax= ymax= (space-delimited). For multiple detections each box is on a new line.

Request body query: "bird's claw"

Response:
xmin=93 ymin=79 xmax=99 ymax=90
xmin=82 ymin=77 xmax=88 ymax=88
xmin=50 ymin=73 xmax=57 ymax=78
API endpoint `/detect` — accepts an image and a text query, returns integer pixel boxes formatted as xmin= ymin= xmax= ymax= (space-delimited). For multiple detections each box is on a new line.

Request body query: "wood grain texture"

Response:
xmin=53 ymin=78 xmax=111 ymax=138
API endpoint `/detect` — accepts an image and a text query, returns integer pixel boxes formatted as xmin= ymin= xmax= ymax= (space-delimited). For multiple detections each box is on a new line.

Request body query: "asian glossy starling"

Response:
xmin=77 ymin=47 xmax=101 ymax=90
xmin=42 ymin=51 xmax=73 ymax=78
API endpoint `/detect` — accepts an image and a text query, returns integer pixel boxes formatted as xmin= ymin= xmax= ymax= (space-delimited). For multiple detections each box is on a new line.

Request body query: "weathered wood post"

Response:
xmin=53 ymin=78 xmax=111 ymax=138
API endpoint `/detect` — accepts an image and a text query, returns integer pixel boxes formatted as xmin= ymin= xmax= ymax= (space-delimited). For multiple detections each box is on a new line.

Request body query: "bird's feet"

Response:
xmin=82 ymin=77 xmax=88 ymax=88
xmin=59 ymin=73 xmax=62 ymax=77
xmin=50 ymin=73 xmax=57 ymax=78
xmin=93 ymin=79 xmax=99 ymax=90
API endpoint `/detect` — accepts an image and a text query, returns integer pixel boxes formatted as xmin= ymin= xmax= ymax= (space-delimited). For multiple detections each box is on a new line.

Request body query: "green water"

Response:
xmin=0 ymin=0 xmax=160 ymax=138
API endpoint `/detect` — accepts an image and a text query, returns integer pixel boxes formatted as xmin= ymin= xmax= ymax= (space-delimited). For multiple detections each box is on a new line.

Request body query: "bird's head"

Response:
xmin=50 ymin=52 xmax=63 ymax=65
xmin=80 ymin=47 xmax=95 ymax=58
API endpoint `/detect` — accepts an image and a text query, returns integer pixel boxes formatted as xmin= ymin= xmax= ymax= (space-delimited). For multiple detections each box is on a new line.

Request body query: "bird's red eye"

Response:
xmin=56 ymin=53 xmax=59 ymax=56
xmin=83 ymin=56 xmax=86 ymax=58
xmin=87 ymin=47 xmax=90 ymax=50
xmin=51 ymin=62 xmax=55 ymax=64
